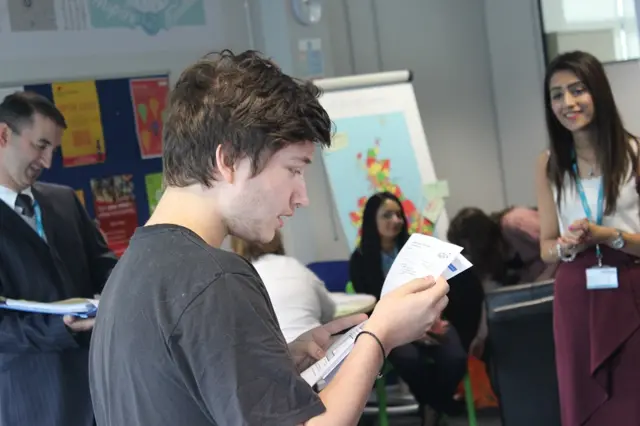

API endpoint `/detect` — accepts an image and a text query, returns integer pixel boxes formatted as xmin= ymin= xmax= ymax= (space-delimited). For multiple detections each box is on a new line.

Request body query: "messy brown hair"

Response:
xmin=231 ymin=231 xmax=285 ymax=262
xmin=163 ymin=49 xmax=332 ymax=187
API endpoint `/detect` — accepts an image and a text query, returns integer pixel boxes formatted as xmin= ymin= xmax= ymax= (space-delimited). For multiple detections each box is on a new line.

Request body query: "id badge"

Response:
xmin=586 ymin=266 xmax=619 ymax=290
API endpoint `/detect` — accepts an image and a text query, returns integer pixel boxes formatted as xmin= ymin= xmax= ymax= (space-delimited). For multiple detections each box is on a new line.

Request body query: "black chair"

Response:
xmin=485 ymin=280 xmax=561 ymax=426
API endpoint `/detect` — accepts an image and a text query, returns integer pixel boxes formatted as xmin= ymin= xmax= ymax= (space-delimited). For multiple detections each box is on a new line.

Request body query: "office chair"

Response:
xmin=485 ymin=280 xmax=561 ymax=426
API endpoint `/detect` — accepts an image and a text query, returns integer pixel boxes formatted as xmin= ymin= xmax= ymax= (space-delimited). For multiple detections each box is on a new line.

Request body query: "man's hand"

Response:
xmin=365 ymin=276 xmax=449 ymax=353
xmin=63 ymin=315 xmax=95 ymax=332
xmin=419 ymin=318 xmax=449 ymax=345
xmin=288 ymin=313 xmax=368 ymax=373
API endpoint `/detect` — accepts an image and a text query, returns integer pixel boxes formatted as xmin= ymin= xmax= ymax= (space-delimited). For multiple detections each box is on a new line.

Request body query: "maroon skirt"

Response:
xmin=554 ymin=246 xmax=640 ymax=425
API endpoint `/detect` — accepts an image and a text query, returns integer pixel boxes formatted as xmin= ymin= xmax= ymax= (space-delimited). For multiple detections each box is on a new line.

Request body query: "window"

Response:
xmin=539 ymin=0 xmax=639 ymax=62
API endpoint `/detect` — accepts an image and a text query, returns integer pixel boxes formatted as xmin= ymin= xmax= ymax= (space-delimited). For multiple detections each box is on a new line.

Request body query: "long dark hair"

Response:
xmin=544 ymin=50 xmax=637 ymax=214
xmin=447 ymin=207 xmax=507 ymax=282
xmin=359 ymin=192 xmax=410 ymax=285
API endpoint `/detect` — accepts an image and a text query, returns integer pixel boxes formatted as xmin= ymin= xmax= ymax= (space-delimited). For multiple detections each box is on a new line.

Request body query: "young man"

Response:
xmin=89 ymin=50 xmax=450 ymax=426
xmin=0 ymin=92 xmax=117 ymax=426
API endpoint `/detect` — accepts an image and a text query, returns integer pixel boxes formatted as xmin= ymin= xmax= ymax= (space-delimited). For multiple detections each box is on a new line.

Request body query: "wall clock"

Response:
xmin=291 ymin=0 xmax=323 ymax=26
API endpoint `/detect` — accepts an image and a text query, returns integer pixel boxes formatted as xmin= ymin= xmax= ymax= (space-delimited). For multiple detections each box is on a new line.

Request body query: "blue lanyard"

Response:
xmin=572 ymin=163 xmax=604 ymax=225
xmin=572 ymin=159 xmax=604 ymax=260
xmin=33 ymin=201 xmax=45 ymax=239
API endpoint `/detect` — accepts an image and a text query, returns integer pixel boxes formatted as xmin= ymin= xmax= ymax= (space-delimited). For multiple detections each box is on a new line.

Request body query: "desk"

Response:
xmin=331 ymin=292 xmax=377 ymax=318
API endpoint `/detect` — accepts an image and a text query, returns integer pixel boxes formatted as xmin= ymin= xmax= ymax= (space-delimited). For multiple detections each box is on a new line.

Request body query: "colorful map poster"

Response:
xmin=144 ymin=172 xmax=164 ymax=214
xmin=52 ymin=80 xmax=105 ymax=167
xmin=75 ymin=189 xmax=86 ymax=207
xmin=88 ymin=0 xmax=206 ymax=35
xmin=318 ymin=80 xmax=448 ymax=251
xmin=324 ymin=113 xmax=432 ymax=249
xmin=130 ymin=76 xmax=168 ymax=159
xmin=90 ymin=174 xmax=138 ymax=257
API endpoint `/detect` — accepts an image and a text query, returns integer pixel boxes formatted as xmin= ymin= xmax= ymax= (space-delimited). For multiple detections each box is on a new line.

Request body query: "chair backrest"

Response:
xmin=306 ymin=260 xmax=350 ymax=292
xmin=485 ymin=279 xmax=561 ymax=426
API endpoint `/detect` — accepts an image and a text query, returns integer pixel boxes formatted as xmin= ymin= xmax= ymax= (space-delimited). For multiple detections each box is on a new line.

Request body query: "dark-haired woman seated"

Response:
xmin=349 ymin=192 xmax=468 ymax=425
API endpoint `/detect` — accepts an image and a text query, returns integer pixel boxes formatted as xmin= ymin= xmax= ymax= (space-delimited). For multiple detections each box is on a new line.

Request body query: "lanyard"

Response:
xmin=572 ymin=160 xmax=604 ymax=262
xmin=33 ymin=200 xmax=45 ymax=239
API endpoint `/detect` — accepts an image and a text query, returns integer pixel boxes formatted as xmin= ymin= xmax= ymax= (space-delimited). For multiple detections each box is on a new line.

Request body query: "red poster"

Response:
xmin=90 ymin=174 xmax=138 ymax=257
xmin=129 ymin=76 xmax=169 ymax=159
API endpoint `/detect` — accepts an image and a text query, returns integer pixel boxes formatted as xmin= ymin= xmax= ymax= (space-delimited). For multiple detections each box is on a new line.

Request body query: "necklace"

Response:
xmin=577 ymin=156 xmax=597 ymax=177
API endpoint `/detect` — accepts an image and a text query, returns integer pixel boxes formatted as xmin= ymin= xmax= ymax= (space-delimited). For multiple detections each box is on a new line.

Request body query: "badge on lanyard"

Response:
xmin=573 ymin=160 xmax=619 ymax=290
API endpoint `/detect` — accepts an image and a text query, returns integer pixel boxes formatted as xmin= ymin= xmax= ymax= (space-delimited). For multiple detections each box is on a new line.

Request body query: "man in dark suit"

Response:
xmin=0 ymin=91 xmax=117 ymax=426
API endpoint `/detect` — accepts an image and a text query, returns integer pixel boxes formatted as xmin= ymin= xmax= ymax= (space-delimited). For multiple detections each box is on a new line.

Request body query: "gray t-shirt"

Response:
xmin=89 ymin=224 xmax=324 ymax=426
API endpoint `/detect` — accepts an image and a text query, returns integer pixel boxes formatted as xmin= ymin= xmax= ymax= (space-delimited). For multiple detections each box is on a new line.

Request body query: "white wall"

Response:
xmin=485 ymin=0 xmax=548 ymax=207
xmin=0 ymin=0 xmax=507 ymax=266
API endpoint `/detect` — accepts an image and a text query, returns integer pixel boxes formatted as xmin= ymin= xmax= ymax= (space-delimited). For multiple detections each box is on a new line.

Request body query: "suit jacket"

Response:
xmin=0 ymin=182 xmax=117 ymax=426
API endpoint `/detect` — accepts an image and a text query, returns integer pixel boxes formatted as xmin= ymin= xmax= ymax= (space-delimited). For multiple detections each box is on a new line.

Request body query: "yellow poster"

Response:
xmin=52 ymin=81 xmax=105 ymax=167
xmin=75 ymin=189 xmax=85 ymax=207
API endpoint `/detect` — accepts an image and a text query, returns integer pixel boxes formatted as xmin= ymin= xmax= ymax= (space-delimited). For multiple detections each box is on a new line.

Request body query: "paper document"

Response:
xmin=442 ymin=252 xmax=473 ymax=280
xmin=301 ymin=234 xmax=472 ymax=386
xmin=0 ymin=297 xmax=99 ymax=318
xmin=381 ymin=234 xmax=465 ymax=297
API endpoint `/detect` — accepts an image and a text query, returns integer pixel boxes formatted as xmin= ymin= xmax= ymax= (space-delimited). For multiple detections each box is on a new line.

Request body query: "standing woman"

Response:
xmin=350 ymin=191 xmax=468 ymax=425
xmin=536 ymin=50 xmax=640 ymax=425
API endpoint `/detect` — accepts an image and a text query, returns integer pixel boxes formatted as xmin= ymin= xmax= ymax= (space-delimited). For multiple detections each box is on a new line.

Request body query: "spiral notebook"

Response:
xmin=0 ymin=297 xmax=99 ymax=318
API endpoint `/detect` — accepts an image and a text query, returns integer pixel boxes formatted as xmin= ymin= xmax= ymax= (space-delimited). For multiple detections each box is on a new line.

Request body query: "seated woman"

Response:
xmin=349 ymin=191 xmax=468 ymax=425
xmin=230 ymin=231 xmax=336 ymax=343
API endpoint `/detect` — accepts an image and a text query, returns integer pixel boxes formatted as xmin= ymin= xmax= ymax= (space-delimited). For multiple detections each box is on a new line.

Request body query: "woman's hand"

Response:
xmin=567 ymin=219 xmax=615 ymax=245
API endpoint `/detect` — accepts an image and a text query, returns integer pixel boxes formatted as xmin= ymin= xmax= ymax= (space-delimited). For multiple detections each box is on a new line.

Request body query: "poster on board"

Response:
xmin=130 ymin=76 xmax=169 ymax=159
xmin=52 ymin=80 xmax=105 ymax=167
xmin=75 ymin=189 xmax=86 ymax=207
xmin=90 ymin=174 xmax=138 ymax=257
xmin=144 ymin=172 xmax=164 ymax=214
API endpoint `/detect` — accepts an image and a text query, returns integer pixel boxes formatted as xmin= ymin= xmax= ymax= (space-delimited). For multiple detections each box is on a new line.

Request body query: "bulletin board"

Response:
xmin=25 ymin=75 xmax=167 ymax=223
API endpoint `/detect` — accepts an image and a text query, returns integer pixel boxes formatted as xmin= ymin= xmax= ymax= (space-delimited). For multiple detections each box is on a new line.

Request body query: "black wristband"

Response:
xmin=355 ymin=330 xmax=386 ymax=379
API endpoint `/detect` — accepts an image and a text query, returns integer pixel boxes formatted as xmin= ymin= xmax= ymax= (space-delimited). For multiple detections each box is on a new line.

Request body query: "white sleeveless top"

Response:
xmin=552 ymin=148 xmax=640 ymax=234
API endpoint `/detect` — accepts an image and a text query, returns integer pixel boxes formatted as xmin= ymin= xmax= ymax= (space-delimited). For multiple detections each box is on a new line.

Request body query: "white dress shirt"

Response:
xmin=0 ymin=184 xmax=34 ymax=211
xmin=252 ymin=254 xmax=336 ymax=343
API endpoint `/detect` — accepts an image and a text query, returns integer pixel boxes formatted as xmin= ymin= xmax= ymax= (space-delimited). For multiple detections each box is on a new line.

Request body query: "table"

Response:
xmin=330 ymin=292 xmax=377 ymax=318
